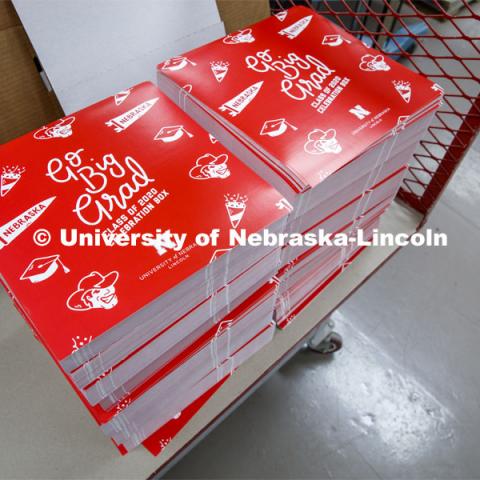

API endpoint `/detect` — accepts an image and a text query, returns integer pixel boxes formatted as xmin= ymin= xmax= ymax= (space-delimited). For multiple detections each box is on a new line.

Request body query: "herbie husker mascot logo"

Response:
xmin=34 ymin=117 xmax=75 ymax=140
xmin=189 ymin=153 xmax=231 ymax=180
xmin=67 ymin=271 xmax=119 ymax=312
xmin=304 ymin=129 xmax=342 ymax=155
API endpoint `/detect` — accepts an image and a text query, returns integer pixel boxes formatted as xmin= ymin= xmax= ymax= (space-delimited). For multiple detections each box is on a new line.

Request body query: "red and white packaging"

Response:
xmin=0 ymin=81 xmax=286 ymax=369
xmin=156 ymin=5 xmax=442 ymax=204
xmin=156 ymin=5 xmax=441 ymax=328
xmin=0 ymin=82 xmax=288 ymax=453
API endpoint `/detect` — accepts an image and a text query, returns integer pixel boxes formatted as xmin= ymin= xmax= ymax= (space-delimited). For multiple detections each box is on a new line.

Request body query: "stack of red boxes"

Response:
xmin=156 ymin=5 xmax=442 ymax=328
xmin=0 ymin=6 xmax=442 ymax=455
xmin=0 ymin=83 xmax=288 ymax=453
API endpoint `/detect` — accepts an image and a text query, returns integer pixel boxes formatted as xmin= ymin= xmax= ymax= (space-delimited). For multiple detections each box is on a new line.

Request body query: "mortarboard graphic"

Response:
xmin=224 ymin=194 xmax=247 ymax=229
xmin=33 ymin=117 xmax=75 ymax=140
xmin=1 ymin=166 xmax=25 ymax=197
xmin=161 ymin=56 xmax=196 ymax=71
xmin=20 ymin=254 xmax=70 ymax=284
xmin=322 ymin=34 xmax=351 ymax=47
xmin=260 ymin=118 xmax=298 ymax=138
xmin=189 ymin=153 xmax=230 ymax=180
xmin=154 ymin=125 xmax=194 ymax=143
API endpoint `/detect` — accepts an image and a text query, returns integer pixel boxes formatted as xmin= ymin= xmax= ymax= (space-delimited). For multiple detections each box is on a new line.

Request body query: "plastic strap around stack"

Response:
xmin=223 ymin=247 xmax=231 ymax=314
xmin=339 ymin=124 xmax=403 ymax=269
xmin=274 ymin=190 xmax=305 ymax=323
xmin=209 ymin=319 xmax=234 ymax=382
xmin=178 ymin=84 xmax=192 ymax=112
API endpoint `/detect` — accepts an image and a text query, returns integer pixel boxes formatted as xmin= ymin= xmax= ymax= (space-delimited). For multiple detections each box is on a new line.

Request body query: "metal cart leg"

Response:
xmin=307 ymin=316 xmax=343 ymax=354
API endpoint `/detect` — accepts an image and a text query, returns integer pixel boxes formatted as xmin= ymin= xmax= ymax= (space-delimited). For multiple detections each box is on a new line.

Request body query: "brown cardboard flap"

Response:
xmin=216 ymin=0 xmax=270 ymax=33
xmin=0 ymin=2 xmax=62 ymax=144
xmin=0 ymin=0 xmax=20 ymax=31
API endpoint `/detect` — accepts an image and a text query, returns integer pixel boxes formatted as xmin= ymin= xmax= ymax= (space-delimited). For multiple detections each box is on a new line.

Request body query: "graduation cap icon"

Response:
xmin=322 ymin=34 xmax=352 ymax=47
xmin=20 ymin=254 xmax=70 ymax=284
xmin=154 ymin=125 xmax=194 ymax=143
xmin=260 ymin=118 xmax=297 ymax=138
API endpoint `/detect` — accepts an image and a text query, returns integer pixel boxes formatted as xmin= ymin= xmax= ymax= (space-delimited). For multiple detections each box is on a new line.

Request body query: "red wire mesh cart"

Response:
xmin=148 ymin=2 xmax=479 ymax=475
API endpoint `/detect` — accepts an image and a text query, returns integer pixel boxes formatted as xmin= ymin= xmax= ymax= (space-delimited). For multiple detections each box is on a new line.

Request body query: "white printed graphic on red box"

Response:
xmin=210 ymin=248 xmax=230 ymax=263
xmin=97 ymin=367 xmax=113 ymax=380
xmin=260 ymin=118 xmax=297 ymax=137
xmin=304 ymin=129 xmax=342 ymax=155
xmin=115 ymin=397 xmax=131 ymax=415
xmin=274 ymin=11 xmax=288 ymax=22
xmin=431 ymin=83 xmax=444 ymax=94
xmin=223 ymin=28 xmax=255 ymax=45
xmin=34 ymin=117 xmax=75 ymax=140
xmin=0 ymin=197 xmax=56 ymax=251
xmin=105 ymin=98 xmax=159 ymax=132
xmin=278 ymin=15 xmax=312 ymax=39
xmin=210 ymin=61 xmax=230 ymax=83
xmin=219 ymin=81 xmax=263 ymax=117
xmin=154 ymin=125 xmax=193 ymax=143
xmin=158 ymin=437 xmax=172 ymax=452
xmin=275 ymin=198 xmax=294 ymax=212
xmin=72 ymin=335 xmax=92 ymax=353
xmin=359 ymin=54 xmax=391 ymax=72
xmin=322 ymin=34 xmax=351 ymax=47
xmin=182 ymin=84 xmax=193 ymax=93
xmin=245 ymin=50 xmax=336 ymax=105
xmin=114 ymin=89 xmax=131 ymax=106
xmin=67 ymin=271 xmax=119 ymax=312
xmin=394 ymin=115 xmax=410 ymax=134
xmin=1 ymin=165 xmax=25 ymax=197
xmin=393 ymin=80 xmax=412 ymax=103
xmin=20 ymin=254 xmax=70 ymax=284
xmin=161 ymin=56 xmax=196 ymax=71
xmin=318 ymin=169 xmax=333 ymax=181
xmin=215 ymin=319 xmax=233 ymax=337
xmin=348 ymin=104 xmax=371 ymax=120
xmin=269 ymin=275 xmax=281 ymax=286
xmin=189 ymin=154 xmax=230 ymax=180
xmin=209 ymin=133 xmax=217 ymax=144
xmin=148 ymin=230 xmax=184 ymax=257
xmin=225 ymin=194 xmax=247 ymax=228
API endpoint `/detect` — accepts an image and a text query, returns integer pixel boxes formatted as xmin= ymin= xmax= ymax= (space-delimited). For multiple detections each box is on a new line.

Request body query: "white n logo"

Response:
xmin=349 ymin=105 xmax=370 ymax=120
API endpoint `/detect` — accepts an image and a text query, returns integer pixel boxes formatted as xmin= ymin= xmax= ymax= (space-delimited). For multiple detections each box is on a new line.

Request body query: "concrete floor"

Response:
xmin=166 ymin=5 xmax=480 ymax=475
xmin=165 ymin=139 xmax=480 ymax=480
